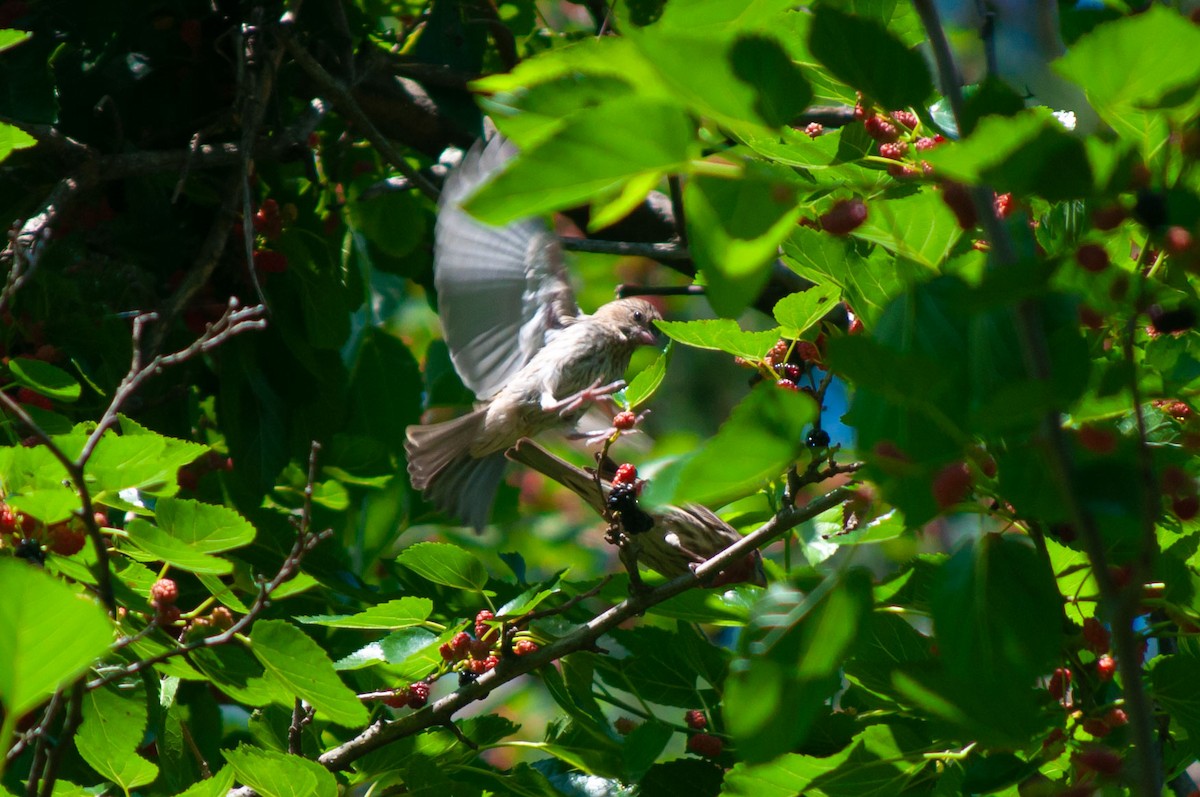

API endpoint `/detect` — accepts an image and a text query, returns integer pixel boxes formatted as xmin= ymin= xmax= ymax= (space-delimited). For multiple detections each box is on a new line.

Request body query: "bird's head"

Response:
xmin=593 ymin=298 xmax=662 ymax=347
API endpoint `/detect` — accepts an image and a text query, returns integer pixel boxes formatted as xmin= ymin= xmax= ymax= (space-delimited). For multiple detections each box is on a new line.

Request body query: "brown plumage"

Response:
xmin=506 ymin=439 xmax=766 ymax=587
xmin=404 ymin=134 xmax=662 ymax=532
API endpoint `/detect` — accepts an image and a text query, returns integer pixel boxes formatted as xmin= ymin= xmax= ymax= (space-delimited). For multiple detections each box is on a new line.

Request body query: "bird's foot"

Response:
xmin=549 ymin=379 xmax=626 ymax=417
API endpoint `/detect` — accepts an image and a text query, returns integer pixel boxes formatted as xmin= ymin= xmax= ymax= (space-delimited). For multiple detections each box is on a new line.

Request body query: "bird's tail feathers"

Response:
xmin=406 ymin=411 xmax=506 ymax=533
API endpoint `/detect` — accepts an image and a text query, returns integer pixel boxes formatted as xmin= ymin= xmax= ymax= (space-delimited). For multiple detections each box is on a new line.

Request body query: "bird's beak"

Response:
xmin=637 ymin=327 xmax=660 ymax=346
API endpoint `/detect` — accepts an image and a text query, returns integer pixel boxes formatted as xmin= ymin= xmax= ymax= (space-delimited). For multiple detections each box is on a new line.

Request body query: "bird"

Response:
xmin=405 ymin=134 xmax=663 ymax=532
xmin=506 ymin=439 xmax=766 ymax=588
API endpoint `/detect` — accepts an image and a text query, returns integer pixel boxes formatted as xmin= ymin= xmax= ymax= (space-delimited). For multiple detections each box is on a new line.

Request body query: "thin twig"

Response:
xmin=559 ymin=238 xmax=690 ymax=260
xmin=504 ymin=576 xmax=613 ymax=627
xmin=87 ymin=525 xmax=331 ymax=691
xmin=34 ymin=682 xmax=83 ymax=797
xmin=288 ymin=700 xmax=313 ymax=754
xmin=280 ymin=33 xmax=438 ymax=201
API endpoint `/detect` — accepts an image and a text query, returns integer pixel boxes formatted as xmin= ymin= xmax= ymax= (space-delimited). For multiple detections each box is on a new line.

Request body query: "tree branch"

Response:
xmin=223 ymin=488 xmax=849 ymax=797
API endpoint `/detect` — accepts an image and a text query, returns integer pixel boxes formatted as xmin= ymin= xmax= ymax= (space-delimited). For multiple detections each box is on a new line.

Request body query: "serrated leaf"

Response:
xmin=0 ymin=560 xmax=112 ymax=718
xmin=655 ymin=319 xmax=781 ymax=359
xmin=773 ymin=288 xmax=840 ymax=337
xmin=685 ymin=170 xmax=804 ymax=318
xmin=224 ymin=744 xmax=337 ymax=797
xmin=78 ymin=429 xmax=209 ymax=497
xmin=157 ymin=497 xmax=256 ymax=552
xmin=622 ymin=343 xmax=672 ymax=409
xmin=250 ymin=620 xmax=367 ymax=727
xmin=920 ymin=108 xmax=1092 ymax=201
xmin=850 ymin=191 xmax=963 ymax=270
xmin=0 ymin=122 xmax=35 ymax=164
xmin=175 ymin=767 xmax=235 ymax=797
xmin=125 ymin=518 xmax=232 ymax=574
xmin=298 ymin=597 xmax=433 ymax=629
xmin=0 ymin=30 xmax=30 ymax=53
xmin=1056 ymin=7 xmax=1200 ymax=136
xmin=648 ymin=384 xmax=817 ymax=507
xmin=334 ymin=628 xmax=438 ymax=671
xmin=465 ymin=99 xmax=694 ymax=225
xmin=7 ymin=358 xmax=81 ymax=402
xmin=726 ymin=571 xmax=873 ymax=763
xmin=395 ymin=542 xmax=488 ymax=591
xmin=808 ymin=7 xmax=932 ymax=109
xmin=76 ymin=685 xmax=159 ymax=791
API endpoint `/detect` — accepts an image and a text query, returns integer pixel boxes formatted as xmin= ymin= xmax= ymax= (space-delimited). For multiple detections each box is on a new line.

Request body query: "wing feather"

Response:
xmin=434 ymin=135 xmax=577 ymax=400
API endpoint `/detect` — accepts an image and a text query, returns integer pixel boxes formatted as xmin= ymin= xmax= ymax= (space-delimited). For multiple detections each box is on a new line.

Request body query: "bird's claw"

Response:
xmin=550 ymin=379 xmax=626 ymax=417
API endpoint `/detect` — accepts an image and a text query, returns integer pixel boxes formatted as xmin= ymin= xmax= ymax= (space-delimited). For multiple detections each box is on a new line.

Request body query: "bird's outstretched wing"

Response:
xmin=434 ymin=135 xmax=578 ymax=401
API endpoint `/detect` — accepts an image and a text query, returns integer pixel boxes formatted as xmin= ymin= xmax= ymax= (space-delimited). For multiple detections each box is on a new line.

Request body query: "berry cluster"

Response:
xmin=151 ymin=578 xmax=182 ymax=624
xmin=0 ymin=502 xmax=100 ymax=560
xmin=250 ymin=198 xmax=291 ymax=276
xmin=854 ymin=98 xmax=944 ymax=181
xmin=683 ymin=709 xmax=723 ymax=758
xmin=436 ymin=610 xmax=540 ymax=680
xmin=383 ymin=680 xmax=431 ymax=709
xmin=604 ymin=463 xmax=656 ymax=534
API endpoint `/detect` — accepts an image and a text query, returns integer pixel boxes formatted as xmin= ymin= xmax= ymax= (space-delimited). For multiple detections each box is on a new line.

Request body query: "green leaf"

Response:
xmin=595 ymin=627 xmax=723 ymax=709
xmin=465 ymin=99 xmax=694 ymax=225
xmin=773 ymin=288 xmax=840 ymax=338
xmin=781 ymin=226 xmax=924 ymax=327
xmin=125 ymin=519 xmax=233 ymax=575
xmin=651 ymin=0 xmax=798 ymax=33
xmin=346 ymin=187 xmax=427 ymax=259
xmin=725 ymin=571 xmax=873 ymax=763
xmin=648 ymin=383 xmax=817 ymax=507
xmin=395 ymin=542 xmax=488 ymax=591
xmin=250 ymin=620 xmax=368 ymax=727
xmin=627 ymin=29 xmax=811 ymax=130
xmin=348 ymin=327 xmax=424 ymax=459
xmin=808 ymin=7 xmax=932 ymax=110
xmin=622 ymin=342 xmax=672 ymax=409
xmin=334 ymin=628 xmax=438 ymax=672
xmin=0 ymin=559 xmax=112 ymax=718
xmin=849 ymin=191 xmax=963 ymax=270
xmin=920 ymin=108 xmax=1092 ymax=200
xmin=0 ymin=30 xmax=31 ymax=53
xmin=75 ymin=685 xmax=159 ymax=791
xmin=933 ymin=534 xmax=1064 ymax=685
xmin=724 ymin=724 xmax=913 ymax=796
xmin=1056 ymin=7 xmax=1200 ymax=135
xmin=685 ymin=169 xmax=805 ymax=318
xmin=79 ymin=428 xmax=209 ymax=497
xmin=7 ymin=358 xmax=81 ymax=402
xmin=175 ymin=766 xmax=235 ymax=797
xmin=157 ymin=497 xmax=256 ymax=552
xmin=1150 ymin=654 xmax=1200 ymax=748
xmin=297 ymin=597 xmax=433 ymax=629
xmin=224 ymin=744 xmax=337 ymax=797
xmin=655 ymin=319 xmax=781 ymax=359
xmin=0 ymin=122 xmax=35 ymax=164
xmin=6 ymin=488 xmax=80 ymax=524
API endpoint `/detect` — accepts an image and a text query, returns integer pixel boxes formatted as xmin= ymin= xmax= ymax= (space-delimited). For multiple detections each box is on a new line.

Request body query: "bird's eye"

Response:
xmin=633 ymin=311 xmax=644 ymax=323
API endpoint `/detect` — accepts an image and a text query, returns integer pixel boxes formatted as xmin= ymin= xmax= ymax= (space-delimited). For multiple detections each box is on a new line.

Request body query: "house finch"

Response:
xmin=506 ymin=439 xmax=766 ymax=587
xmin=405 ymin=135 xmax=662 ymax=532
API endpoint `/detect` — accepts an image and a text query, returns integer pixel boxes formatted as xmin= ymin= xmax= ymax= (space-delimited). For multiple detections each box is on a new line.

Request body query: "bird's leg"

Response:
xmin=544 ymin=378 xmax=626 ymax=417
